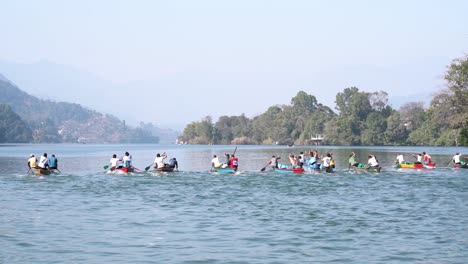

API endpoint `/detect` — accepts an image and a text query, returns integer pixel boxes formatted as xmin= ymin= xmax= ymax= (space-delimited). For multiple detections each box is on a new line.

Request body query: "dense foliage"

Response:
xmin=0 ymin=104 xmax=32 ymax=143
xmin=180 ymin=55 xmax=468 ymax=146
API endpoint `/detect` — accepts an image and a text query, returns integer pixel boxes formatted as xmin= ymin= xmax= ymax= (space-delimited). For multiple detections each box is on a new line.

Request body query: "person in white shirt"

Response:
xmin=396 ymin=154 xmax=405 ymax=164
xmin=109 ymin=154 xmax=120 ymax=171
xmin=412 ymin=153 xmax=423 ymax=164
xmin=211 ymin=155 xmax=222 ymax=168
xmin=321 ymin=153 xmax=333 ymax=172
xmin=123 ymin=152 xmax=132 ymax=168
xmin=452 ymin=153 xmax=461 ymax=164
xmin=38 ymin=153 xmax=49 ymax=169
xmin=154 ymin=152 xmax=167 ymax=169
xmin=368 ymin=155 xmax=379 ymax=167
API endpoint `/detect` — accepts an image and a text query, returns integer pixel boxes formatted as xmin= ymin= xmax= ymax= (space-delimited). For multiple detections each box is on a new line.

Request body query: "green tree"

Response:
xmin=291 ymin=91 xmax=318 ymax=115
xmin=298 ymin=105 xmax=335 ymax=144
xmin=399 ymin=102 xmax=426 ymax=132
xmin=252 ymin=106 xmax=285 ymax=144
xmin=361 ymin=112 xmax=387 ymax=145
xmin=439 ymin=55 xmax=468 ymax=145
xmin=328 ymin=87 xmax=373 ymax=145
xmin=0 ymin=104 xmax=32 ymax=143
xmin=180 ymin=116 xmax=215 ymax=144
xmin=384 ymin=111 xmax=408 ymax=145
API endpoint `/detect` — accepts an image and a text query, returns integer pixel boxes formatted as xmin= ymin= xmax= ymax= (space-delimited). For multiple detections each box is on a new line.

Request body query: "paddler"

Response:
xmin=49 ymin=154 xmax=59 ymax=171
xmin=27 ymin=154 xmax=37 ymax=172
xmin=395 ymin=154 xmax=405 ymax=164
xmin=367 ymin=155 xmax=379 ymax=168
xmin=422 ymin=152 xmax=432 ymax=165
xmin=211 ymin=154 xmax=222 ymax=169
xmin=411 ymin=153 xmax=423 ymax=164
xmin=229 ymin=154 xmax=238 ymax=171
xmin=109 ymin=154 xmax=120 ymax=171
xmin=452 ymin=153 xmax=462 ymax=165
xmin=348 ymin=152 xmax=359 ymax=168
xmin=38 ymin=153 xmax=49 ymax=170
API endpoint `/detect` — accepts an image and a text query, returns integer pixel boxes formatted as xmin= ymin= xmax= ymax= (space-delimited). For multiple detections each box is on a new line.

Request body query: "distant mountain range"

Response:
xmin=0 ymin=75 xmax=162 ymax=143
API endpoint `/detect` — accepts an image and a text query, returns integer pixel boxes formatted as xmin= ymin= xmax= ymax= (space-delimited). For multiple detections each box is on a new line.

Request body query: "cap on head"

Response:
xmin=30 ymin=154 xmax=34 ymax=157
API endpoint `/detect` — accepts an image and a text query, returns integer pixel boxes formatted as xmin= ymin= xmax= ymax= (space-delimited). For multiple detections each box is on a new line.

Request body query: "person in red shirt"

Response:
xmin=229 ymin=155 xmax=239 ymax=171
xmin=422 ymin=152 xmax=432 ymax=164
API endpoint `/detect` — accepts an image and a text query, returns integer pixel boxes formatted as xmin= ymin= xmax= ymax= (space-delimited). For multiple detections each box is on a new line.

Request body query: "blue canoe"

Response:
xmin=211 ymin=167 xmax=237 ymax=174
xmin=272 ymin=167 xmax=304 ymax=174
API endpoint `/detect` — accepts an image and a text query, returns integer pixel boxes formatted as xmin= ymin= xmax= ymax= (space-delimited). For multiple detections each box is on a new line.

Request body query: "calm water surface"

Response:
xmin=0 ymin=144 xmax=467 ymax=263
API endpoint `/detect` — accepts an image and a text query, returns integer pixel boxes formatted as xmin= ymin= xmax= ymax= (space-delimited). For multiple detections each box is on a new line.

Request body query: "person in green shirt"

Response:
xmin=348 ymin=152 xmax=365 ymax=168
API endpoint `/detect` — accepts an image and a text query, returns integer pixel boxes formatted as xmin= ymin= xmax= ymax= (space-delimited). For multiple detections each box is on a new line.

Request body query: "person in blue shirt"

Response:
xmin=49 ymin=154 xmax=60 ymax=172
xmin=169 ymin=157 xmax=179 ymax=170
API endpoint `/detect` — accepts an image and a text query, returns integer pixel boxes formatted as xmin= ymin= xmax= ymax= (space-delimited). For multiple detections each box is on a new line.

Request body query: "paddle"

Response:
xmin=144 ymin=162 xmax=154 ymax=172
xmin=262 ymin=154 xmax=280 ymax=171
xmin=103 ymin=164 xmax=110 ymax=170
xmin=260 ymin=162 xmax=270 ymax=172
xmin=232 ymin=146 xmax=237 ymax=156
xmin=27 ymin=168 xmax=31 ymax=174
xmin=447 ymin=159 xmax=453 ymax=167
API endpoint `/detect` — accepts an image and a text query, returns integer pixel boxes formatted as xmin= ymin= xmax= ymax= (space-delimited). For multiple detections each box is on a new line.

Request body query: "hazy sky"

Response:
xmin=1 ymin=0 xmax=467 ymax=130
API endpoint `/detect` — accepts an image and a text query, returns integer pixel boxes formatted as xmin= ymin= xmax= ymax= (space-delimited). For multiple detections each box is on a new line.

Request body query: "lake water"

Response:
xmin=1 ymin=144 xmax=467 ymax=263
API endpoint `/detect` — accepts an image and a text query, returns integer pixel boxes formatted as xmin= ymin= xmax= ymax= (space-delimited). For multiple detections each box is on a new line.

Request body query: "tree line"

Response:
xmin=179 ymin=55 xmax=467 ymax=146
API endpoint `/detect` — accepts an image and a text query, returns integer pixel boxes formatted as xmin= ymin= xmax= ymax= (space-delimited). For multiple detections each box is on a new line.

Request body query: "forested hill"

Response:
xmin=0 ymin=76 xmax=159 ymax=143
xmin=179 ymin=55 xmax=468 ymax=146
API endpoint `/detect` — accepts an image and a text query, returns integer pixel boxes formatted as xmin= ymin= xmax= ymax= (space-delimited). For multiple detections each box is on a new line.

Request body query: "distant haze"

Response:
xmin=0 ymin=1 xmax=466 ymax=130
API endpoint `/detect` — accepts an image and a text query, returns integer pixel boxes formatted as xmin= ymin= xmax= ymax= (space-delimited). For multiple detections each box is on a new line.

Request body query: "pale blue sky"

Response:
xmin=0 ymin=0 xmax=467 ymax=129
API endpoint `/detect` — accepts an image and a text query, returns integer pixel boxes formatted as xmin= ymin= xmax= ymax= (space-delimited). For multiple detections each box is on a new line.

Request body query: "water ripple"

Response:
xmin=1 ymin=168 xmax=467 ymax=263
